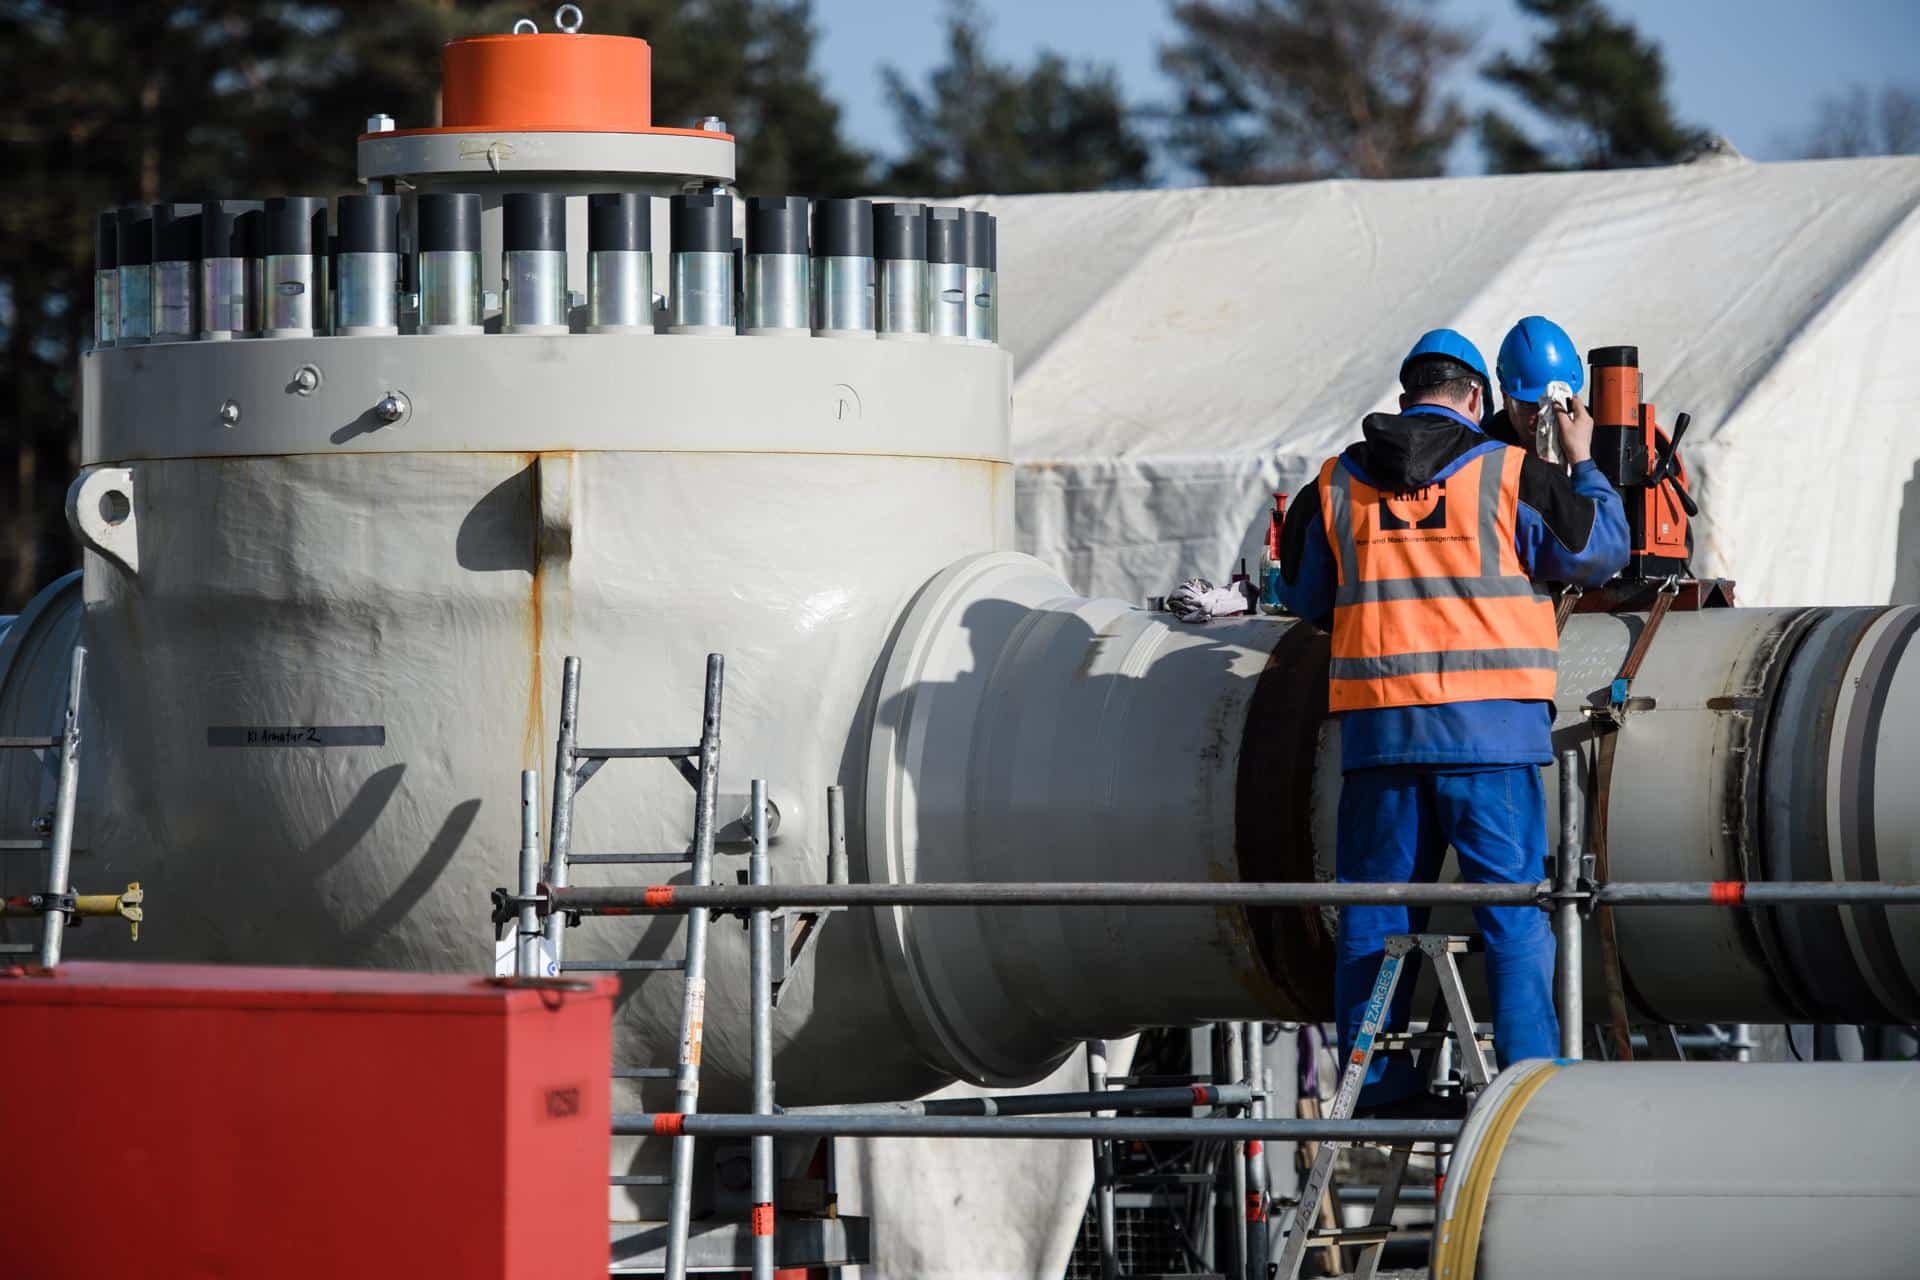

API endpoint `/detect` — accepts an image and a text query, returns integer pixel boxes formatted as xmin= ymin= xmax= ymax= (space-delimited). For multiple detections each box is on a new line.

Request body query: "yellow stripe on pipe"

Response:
xmin=1431 ymin=1061 xmax=1561 ymax=1280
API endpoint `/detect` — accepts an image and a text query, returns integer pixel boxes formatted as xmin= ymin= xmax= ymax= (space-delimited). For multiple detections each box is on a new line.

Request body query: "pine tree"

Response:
xmin=880 ymin=0 xmax=1151 ymax=196
xmin=1479 ymin=0 xmax=1712 ymax=173
xmin=1160 ymin=0 xmax=1472 ymax=184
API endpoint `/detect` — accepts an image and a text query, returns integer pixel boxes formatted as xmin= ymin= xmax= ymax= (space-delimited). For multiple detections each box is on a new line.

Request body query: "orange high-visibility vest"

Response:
xmin=1315 ymin=448 xmax=1557 ymax=712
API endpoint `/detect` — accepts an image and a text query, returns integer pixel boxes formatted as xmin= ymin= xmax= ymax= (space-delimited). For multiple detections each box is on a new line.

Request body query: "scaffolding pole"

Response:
xmin=1245 ymin=1023 xmax=1271 ymax=1279
xmin=786 ymin=1083 xmax=1254 ymax=1119
xmin=618 ymin=1114 xmax=1461 ymax=1142
xmin=749 ymin=779 xmax=773 ymax=1280
xmin=1554 ymin=746 xmax=1586 ymax=1061
xmin=542 ymin=658 xmax=583 ymax=961
xmin=547 ymin=878 xmax=1920 ymax=914
xmin=515 ymin=769 xmax=541 ymax=978
xmin=1224 ymin=1021 xmax=1246 ymax=1280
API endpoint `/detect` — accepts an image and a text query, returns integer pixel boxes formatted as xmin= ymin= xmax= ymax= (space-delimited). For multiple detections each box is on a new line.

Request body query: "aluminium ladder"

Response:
xmin=0 ymin=647 xmax=89 ymax=967
xmin=539 ymin=653 xmax=726 ymax=1280
xmin=1275 ymin=934 xmax=1492 ymax=1280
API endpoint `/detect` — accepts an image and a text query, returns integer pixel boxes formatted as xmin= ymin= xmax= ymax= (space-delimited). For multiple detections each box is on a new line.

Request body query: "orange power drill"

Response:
xmin=1588 ymin=346 xmax=1696 ymax=580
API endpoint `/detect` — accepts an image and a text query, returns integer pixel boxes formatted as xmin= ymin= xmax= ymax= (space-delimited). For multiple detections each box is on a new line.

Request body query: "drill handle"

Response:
xmin=1650 ymin=412 xmax=1699 ymax=518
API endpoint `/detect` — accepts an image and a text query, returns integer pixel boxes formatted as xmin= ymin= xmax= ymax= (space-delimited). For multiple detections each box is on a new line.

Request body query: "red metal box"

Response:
xmin=0 ymin=962 xmax=615 ymax=1279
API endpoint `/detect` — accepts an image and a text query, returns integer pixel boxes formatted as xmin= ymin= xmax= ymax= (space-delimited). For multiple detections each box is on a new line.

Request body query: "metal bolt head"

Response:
xmin=699 ymin=116 xmax=728 ymax=134
xmin=218 ymin=399 xmax=241 ymax=427
xmin=367 ymin=113 xmax=396 ymax=134
xmin=375 ymin=391 xmax=411 ymax=424
xmin=290 ymin=364 xmax=321 ymax=395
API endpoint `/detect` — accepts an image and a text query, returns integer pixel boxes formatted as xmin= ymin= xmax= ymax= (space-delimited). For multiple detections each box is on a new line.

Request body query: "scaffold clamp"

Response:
xmin=489 ymin=885 xmax=552 ymax=939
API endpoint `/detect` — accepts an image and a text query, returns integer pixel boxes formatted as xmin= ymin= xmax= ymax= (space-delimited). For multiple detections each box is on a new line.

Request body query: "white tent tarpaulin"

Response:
xmin=981 ymin=154 xmax=1920 ymax=607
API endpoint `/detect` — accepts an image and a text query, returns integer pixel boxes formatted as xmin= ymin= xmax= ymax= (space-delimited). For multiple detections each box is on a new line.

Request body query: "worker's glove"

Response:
xmin=1168 ymin=578 xmax=1251 ymax=624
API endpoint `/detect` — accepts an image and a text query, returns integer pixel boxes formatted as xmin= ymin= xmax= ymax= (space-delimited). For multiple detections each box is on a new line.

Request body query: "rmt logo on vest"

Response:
xmin=1377 ymin=484 xmax=1447 ymax=531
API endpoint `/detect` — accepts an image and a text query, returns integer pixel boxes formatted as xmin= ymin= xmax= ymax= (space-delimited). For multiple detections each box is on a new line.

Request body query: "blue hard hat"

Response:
xmin=1496 ymin=316 xmax=1585 ymax=402
xmin=1400 ymin=328 xmax=1491 ymax=392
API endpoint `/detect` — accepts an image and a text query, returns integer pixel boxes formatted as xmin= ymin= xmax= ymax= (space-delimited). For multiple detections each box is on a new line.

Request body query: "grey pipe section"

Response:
xmin=516 ymin=769 xmax=541 ymax=977
xmin=1554 ymin=746 xmax=1585 ymax=1060
xmin=616 ymin=1114 xmax=1460 ymax=1142
xmin=749 ymin=779 xmax=773 ymax=1280
xmin=547 ymin=879 xmax=1920 ymax=913
xmin=36 ymin=647 xmax=85 ymax=967
xmin=1437 ymin=1061 xmax=1920 ymax=1278
xmin=784 ymin=1083 xmax=1252 ymax=1117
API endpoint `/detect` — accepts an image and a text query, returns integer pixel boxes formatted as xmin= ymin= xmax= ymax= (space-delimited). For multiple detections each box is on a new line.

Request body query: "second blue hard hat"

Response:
xmin=1496 ymin=315 xmax=1584 ymax=402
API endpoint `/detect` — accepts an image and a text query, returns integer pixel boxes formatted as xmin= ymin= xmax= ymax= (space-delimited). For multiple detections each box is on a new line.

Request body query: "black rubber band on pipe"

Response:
xmin=503 ymin=192 xmax=566 ymax=252
xmin=747 ymin=195 xmax=810 ymax=256
xmin=588 ymin=192 xmax=650 ymax=252
xmin=417 ymin=193 xmax=481 ymax=253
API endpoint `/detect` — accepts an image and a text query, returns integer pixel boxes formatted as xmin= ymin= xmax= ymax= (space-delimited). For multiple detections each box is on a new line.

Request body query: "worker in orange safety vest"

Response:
xmin=1277 ymin=328 xmax=1629 ymax=1115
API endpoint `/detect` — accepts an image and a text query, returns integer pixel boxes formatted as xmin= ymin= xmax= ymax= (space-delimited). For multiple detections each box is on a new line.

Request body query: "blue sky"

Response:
xmin=812 ymin=0 xmax=1920 ymax=175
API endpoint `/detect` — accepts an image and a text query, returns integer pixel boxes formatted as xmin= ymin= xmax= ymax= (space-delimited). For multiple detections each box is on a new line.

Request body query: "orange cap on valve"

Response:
xmin=440 ymin=34 xmax=651 ymax=132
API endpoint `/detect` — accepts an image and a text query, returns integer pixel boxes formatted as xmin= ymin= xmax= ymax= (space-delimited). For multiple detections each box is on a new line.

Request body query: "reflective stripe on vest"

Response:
xmin=1317 ymin=448 xmax=1557 ymax=711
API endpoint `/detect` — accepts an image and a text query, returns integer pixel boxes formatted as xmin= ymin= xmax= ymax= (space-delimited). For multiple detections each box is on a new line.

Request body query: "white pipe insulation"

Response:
xmin=864 ymin=553 xmax=1920 ymax=1082
xmin=1432 ymin=1061 xmax=1920 ymax=1278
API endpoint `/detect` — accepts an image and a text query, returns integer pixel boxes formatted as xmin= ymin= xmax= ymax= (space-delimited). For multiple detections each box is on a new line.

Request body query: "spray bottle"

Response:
xmin=1258 ymin=492 xmax=1289 ymax=615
